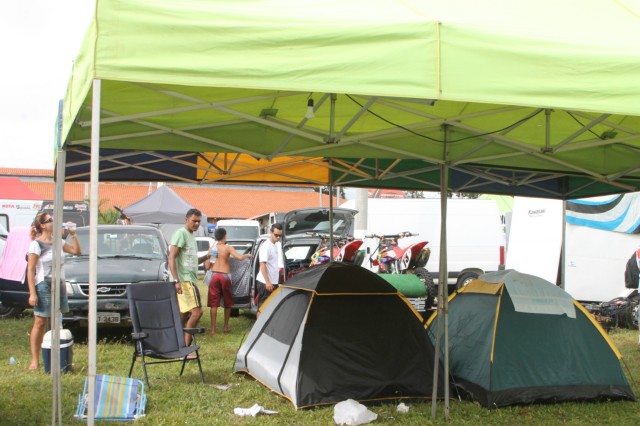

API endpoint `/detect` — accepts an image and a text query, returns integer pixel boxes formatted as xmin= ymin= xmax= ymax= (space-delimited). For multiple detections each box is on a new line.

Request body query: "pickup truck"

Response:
xmin=0 ymin=224 xmax=169 ymax=326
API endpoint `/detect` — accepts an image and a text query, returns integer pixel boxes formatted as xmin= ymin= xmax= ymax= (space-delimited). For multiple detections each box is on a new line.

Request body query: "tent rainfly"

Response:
xmin=234 ymin=262 xmax=444 ymax=409
xmin=426 ymin=270 xmax=636 ymax=408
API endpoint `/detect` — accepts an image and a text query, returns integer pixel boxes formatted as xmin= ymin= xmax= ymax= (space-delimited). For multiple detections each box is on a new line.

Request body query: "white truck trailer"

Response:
xmin=507 ymin=193 xmax=640 ymax=303
xmin=564 ymin=192 xmax=640 ymax=303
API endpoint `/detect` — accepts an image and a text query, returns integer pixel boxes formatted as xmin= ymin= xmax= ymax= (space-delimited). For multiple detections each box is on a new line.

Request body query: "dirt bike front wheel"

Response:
xmin=412 ymin=267 xmax=436 ymax=310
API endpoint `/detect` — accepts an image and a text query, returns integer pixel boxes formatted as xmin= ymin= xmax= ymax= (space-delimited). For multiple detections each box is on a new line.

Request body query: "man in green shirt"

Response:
xmin=168 ymin=208 xmax=209 ymax=345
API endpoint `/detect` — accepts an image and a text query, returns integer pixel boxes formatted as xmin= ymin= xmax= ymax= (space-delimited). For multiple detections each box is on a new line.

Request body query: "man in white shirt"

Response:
xmin=255 ymin=223 xmax=283 ymax=316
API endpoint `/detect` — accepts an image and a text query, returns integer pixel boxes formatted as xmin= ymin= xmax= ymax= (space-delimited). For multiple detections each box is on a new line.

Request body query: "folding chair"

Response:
xmin=127 ymin=281 xmax=205 ymax=388
xmin=75 ymin=374 xmax=146 ymax=421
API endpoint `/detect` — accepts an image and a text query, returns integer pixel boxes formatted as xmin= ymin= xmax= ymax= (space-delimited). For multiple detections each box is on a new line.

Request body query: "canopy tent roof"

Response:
xmin=123 ymin=185 xmax=203 ymax=224
xmin=0 ymin=177 xmax=43 ymax=201
xmin=60 ymin=0 xmax=640 ymax=199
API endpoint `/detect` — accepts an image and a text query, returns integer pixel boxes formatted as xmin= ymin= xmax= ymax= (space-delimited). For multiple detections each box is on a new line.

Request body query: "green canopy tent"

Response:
xmin=61 ymin=0 xmax=640 ymax=197
xmin=50 ymin=0 xmax=640 ymax=422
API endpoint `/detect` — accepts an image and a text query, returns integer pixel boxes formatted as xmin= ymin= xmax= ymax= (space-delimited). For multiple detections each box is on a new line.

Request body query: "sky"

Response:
xmin=0 ymin=1 xmax=95 ymax=170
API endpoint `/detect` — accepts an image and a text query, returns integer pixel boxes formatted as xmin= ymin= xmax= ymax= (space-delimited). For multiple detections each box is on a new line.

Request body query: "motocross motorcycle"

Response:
xmin=309 ymin=234 xmax=364 ymax=266
xmin=366 ymin=232 xmax=435 ymax=308
xmin=285 ymin=233 xmax=364 ymax=280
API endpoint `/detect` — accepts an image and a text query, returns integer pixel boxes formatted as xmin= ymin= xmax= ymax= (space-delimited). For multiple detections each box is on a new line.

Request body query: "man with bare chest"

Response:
xmin=205 ymin=227 xmax=252 ymax=334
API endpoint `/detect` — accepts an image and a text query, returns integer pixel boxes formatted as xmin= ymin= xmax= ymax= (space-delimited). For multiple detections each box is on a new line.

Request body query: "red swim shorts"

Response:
xmin=207 ymin=272 xmax=234 ymax=308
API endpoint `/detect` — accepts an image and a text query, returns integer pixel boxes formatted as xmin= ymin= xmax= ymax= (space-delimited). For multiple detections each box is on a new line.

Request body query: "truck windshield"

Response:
xmin=70 ymin=230 xmax=166 ymax=259
xmin=225 ymin=226 xmax=258 ymax=240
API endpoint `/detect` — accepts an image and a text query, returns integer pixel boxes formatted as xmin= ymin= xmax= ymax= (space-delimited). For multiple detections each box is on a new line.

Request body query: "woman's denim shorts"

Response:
xmin=33 ymin=281 xmax=69 ymax=318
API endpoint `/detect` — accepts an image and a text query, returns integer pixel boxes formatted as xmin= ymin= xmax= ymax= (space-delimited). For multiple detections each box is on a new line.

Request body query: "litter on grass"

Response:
xmin=233 ymin=404 xmax=278 ymax=417
xmin=333 ymin=399 xmax=377 ymax=425
xmin=396 ymin=402 xmax=410 ymax=413
xmin=210 ymin=384 xmax=232 ymax=391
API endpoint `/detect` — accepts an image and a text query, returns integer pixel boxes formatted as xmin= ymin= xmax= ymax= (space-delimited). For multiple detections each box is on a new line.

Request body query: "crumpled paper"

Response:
xmin=333 ymin=399 xmax=377 ymax=425
xmin=233 ymin=403 xmax=278 ymax=417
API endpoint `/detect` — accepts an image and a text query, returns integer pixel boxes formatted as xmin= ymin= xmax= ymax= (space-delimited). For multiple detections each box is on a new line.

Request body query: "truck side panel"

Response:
xmin=564 ymin=223 xmax=639 ymax=302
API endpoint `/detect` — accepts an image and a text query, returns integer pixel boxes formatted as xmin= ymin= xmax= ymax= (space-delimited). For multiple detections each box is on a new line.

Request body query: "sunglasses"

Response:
xmin=272 ymin=233 xmax=282 ymax=238
xmin=42 ymin=217 xmax=53 ymax=224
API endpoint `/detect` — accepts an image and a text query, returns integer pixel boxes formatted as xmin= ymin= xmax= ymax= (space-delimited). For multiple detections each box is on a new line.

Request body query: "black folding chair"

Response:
xmin=127 ymin=281 xmax=204 ymax=388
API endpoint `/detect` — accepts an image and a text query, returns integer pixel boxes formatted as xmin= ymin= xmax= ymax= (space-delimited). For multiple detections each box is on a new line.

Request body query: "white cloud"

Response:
xmin=0 ymin=1 xmax=94 ymax=169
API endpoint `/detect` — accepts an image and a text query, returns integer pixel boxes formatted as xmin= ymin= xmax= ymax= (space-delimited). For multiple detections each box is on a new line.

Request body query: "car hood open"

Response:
xmin=282 ymin=207 xmax=358 ymax=240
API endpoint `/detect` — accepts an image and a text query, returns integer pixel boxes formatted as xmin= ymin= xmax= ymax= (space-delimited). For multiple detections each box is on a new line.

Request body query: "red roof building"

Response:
xmin=0 ymin=168 xmax=337 ymax=219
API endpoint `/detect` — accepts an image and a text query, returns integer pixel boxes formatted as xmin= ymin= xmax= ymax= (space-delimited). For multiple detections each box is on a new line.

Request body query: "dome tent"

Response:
xmin=234 ymin=262 xmax=444 ymax=409
xmin=426 ymin=270 xmax=635 ymax=408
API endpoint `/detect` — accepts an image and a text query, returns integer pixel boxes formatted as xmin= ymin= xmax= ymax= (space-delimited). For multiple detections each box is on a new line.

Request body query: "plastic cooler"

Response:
xmin=379 ymin=274 xmax=427 ymax=297
xmin=42 ymin=329 xmax=73 ymax=373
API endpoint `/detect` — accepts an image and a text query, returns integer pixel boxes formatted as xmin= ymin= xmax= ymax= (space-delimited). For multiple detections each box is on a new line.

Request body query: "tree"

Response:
xmin=403 ymin=191 xmax=425 ymax=199
xmin=315 ymin=186 xmax=346 ymax=199
xmin=449 ymin=192 xmax=480 ymax=199
xmin=92 ymin=197 xmax=120 ymax=224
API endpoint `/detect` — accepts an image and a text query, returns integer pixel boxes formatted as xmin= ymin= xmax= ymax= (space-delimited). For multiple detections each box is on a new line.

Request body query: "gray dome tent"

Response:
xmin=234 ymin=262 xmax=444 ymax=409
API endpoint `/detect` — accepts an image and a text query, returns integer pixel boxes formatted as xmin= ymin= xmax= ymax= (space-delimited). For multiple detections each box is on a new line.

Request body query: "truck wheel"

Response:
xmin=413 ymin=267 xmax=436 ymax=310
xmin=230 ymin=308 xmax=240 ymax=318
xmin=456 ymin=272 xmax=479 ymax=290
xmin=0 ymin=302 xmax=24 ymax=319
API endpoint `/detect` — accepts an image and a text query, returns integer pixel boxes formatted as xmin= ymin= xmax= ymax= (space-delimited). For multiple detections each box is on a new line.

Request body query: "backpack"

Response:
xmin=624 ymin=250 xmax=639 ymax=289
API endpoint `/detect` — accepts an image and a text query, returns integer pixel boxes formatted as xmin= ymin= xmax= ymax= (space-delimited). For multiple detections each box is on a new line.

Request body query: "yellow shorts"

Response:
xmin=176 ymin=281 xmax=202 ymax=314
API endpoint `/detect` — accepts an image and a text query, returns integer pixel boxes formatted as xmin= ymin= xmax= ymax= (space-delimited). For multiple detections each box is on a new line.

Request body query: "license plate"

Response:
xmin=407 ymin=298 xmax=426 ymax=312
xmin=97 ymin=312 xmax=121 ymax=323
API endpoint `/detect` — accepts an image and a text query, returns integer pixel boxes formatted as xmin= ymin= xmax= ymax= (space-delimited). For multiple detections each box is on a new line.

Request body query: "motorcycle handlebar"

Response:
xmin=306 ymin=232 xmax=356 ymax=245
xmin=365 ymin=232 xmax=418 ymax=239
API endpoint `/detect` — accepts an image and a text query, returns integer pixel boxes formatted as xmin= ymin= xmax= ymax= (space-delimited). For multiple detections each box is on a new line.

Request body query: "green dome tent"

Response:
xmin=426 ymin=270 xmax=635 ymax=408
xmin=234 ymin=262 xmax=444 ymax=409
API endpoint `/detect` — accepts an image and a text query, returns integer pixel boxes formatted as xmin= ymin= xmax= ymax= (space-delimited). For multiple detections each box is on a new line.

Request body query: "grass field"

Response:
xmin=1 ymin=286 xmax=639 ymax=425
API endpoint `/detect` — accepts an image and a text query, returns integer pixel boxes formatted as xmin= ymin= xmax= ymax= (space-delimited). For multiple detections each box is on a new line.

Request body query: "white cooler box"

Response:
xmin=42 ymin=329 xmax=73 ymax=373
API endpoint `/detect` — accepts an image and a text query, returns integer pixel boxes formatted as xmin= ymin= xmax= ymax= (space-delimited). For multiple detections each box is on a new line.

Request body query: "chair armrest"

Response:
xmin=131 ymin=332 xmax=148 ymax=340
xmin=184 ymin=328 xmax=205 ymax=335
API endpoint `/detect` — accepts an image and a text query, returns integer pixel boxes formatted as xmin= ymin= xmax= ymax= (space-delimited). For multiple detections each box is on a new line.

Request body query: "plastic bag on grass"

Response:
xmin=333 ymin=399 xmax=377 ymax=425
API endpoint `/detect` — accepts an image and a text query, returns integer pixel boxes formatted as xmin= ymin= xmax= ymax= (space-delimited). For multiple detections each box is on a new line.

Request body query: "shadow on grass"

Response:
xmin=66 ymin=323 xmax=132 ymax=344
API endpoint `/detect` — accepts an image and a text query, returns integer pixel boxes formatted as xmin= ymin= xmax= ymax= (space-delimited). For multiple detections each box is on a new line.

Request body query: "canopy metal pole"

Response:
xmin=440 ymin=163 xmax=450 ymax=419
xmin=432 ymin=128 xmax=450 ymax=420
xmin=329 ymin=181 xmax=334 ymax=262
xmin=87 ymin=79 xmax=102 ymax=425
xmin=560 ymin=200 xmax=567 ymax=289
xmin=328 ymin=94 xmax=337 ymax=261
xmin=50 ymin=113 xmax=66 ymax=425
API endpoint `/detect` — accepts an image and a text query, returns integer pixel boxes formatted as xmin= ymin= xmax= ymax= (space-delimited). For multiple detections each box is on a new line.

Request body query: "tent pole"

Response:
xmin=329 ymin=180 xmax=334 ymax=261
xmin=440 ymin=163 xmax=450 ymax=419
xmin=328 ymin=94 xmax=337 ymax=261
xmin=560 ymin=200 xmax=566 ymax=289
xmin=87 ymin=79 xmax=102 ymax=426
xmin=50 ymin=100 xmax=66 ymax=426
xmin=431 ymin=128 xmax=450 ymax=420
